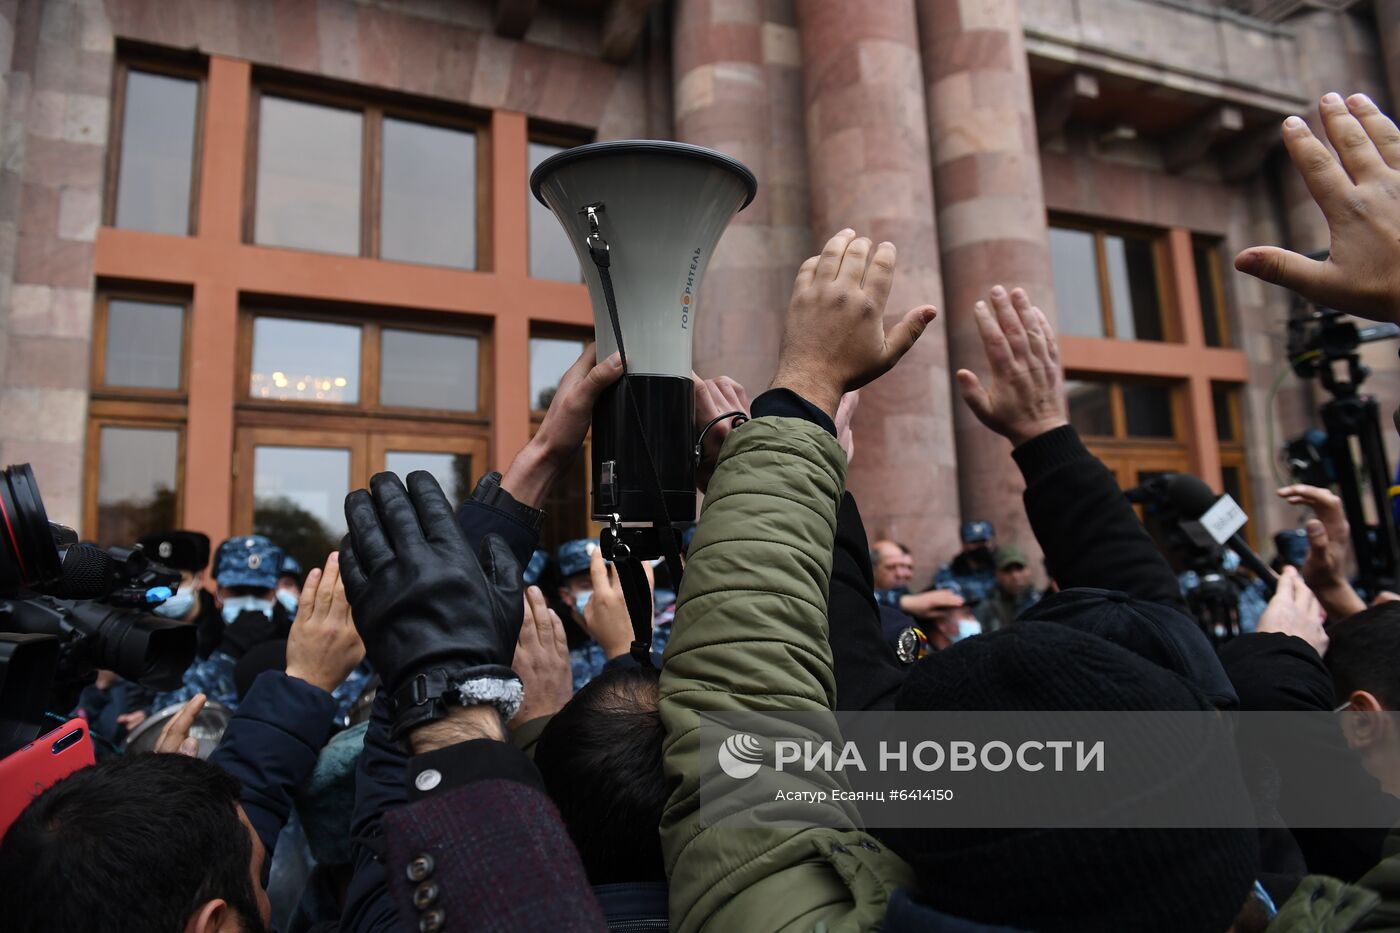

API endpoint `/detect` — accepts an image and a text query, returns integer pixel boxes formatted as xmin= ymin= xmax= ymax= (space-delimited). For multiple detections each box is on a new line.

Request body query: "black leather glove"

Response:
xmin=340 ymin=471 xmax=523 ymax=741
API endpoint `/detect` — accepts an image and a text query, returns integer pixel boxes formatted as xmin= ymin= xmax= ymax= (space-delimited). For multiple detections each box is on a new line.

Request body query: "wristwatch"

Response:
xmin=470 ymin=471 xmax=546 ymax=532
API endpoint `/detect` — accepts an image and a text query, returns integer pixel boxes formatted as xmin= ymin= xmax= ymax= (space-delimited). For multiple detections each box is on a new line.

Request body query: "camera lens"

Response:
xmin=0 ymin=464 xmax=62 ymax=595
xmin=67 ymin=602 xmax=196 ymax=690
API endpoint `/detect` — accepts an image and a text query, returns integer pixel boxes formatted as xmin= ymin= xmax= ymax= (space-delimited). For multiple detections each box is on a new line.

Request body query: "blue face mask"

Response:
xmin=221 ymin=596 xmax=275 ymax=624
xmin=154 ymin=585 xmax=197 ymax=620
xmin=276 ymin=590 xmax=299 ymax=616
xmin=574 ymin=590 xmax=593 ymax=616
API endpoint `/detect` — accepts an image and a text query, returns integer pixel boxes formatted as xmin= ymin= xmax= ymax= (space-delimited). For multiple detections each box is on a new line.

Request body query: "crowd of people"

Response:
xmin=4 ymin=91 xmax=1400 ymax=933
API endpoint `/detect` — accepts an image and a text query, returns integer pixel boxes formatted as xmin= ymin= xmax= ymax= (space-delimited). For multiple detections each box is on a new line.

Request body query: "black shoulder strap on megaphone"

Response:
xmin=586 ymin=224 xmax=686 ymax=664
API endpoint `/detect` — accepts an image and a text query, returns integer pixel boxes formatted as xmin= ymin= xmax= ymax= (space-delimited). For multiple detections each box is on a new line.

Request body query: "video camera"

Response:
xmin=0 ymin=463 xmax=196 ymax=756
xmin=1283 ymin=272 xmax=1400 ymax=593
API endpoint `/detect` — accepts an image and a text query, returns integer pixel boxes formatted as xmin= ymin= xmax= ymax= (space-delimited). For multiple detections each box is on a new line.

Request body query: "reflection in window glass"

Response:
xmin=1213 ymin=385 xmax=1236 ymax=442
xmin=1195 ymin=243 xmax=1226 ymax=347
xmin=1065 ymin=379 xmax=1113 ymax=436
xmin=115 ymin=71 xmax=199 ymax=235
xmin=381 ymin=118 xmax=476 ymax=269
xmin=1122 ymin=383 xmax=1174 ymax=438
xmin=529 ymin=337 xmax=585 ymax=410
xmin=97 ymin=426 xmax=178 ymax=547
xmin=105 ymin=299 xmax=184 ymax=390
xmin=385 ymin=451 xmax=474 ymax=507
xmin=255 ymin=96 xmax=362 ymax=255
xmin=254 ymin=446 xmax=349 ymax=573
xmin=1048 ymin=227 xmax=1105 ymax=338
xmin=380 ymin=329 xmax=479 ymax=411
xmin=250 ymin=318 xmax=361 ymax=404
xmin=1104 ymin=235 xmax=1163 ymax=341
xmin=528 ymin=142 xmax=582 ymax=282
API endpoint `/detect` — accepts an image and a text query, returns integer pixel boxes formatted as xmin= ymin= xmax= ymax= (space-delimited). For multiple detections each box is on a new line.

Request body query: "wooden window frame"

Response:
xmin=104 ymin=55 xmax=208 ymax=236
xmin=1049 ymin=217 xmax=1177 ymax=342
xmin=84 ymin=417 xmax=186 ymax=543
xmin=1065 ymin=373 xmax=1185 ymax=446
xmin=237 ymin=305 xmax=494 ymax=425
xmin=91 ymin=291 xmax=192 ymax=400
xmin=527 ymin=325 xmax=592 ymax=419
xmin=244 ymin=78 xmax=493 ymax=270
xmin=526 ymin=121 xmax=595 ymax=282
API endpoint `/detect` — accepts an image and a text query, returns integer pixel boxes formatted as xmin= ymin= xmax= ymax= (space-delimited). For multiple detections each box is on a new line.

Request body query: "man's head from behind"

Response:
xmin=0 ymin=752 xmax=269 ymax=933
xmin=871 ymin=540 xmax=913 ymax=592
xmin=1326 ymin=603 xmax=1400 ymax=792
xmin=533 ymin=665 xmax=667 ymax=886
xmin=889 ymin=622 xmax=1257 ymax=933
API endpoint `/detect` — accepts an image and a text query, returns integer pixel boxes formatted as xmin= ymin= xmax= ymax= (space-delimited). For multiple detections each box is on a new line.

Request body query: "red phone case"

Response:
xmin=0 ymin=718 xmax=95 ymax=837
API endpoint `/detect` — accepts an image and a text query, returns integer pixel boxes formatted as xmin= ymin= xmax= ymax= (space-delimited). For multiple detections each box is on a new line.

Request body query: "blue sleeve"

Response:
xmin=208 ymin=671 xmax=337 ymax=865
xmin=340 ymin=695 xmax=409 ymax=933
xmin=456 ymin=498 xmax=539 ymax=568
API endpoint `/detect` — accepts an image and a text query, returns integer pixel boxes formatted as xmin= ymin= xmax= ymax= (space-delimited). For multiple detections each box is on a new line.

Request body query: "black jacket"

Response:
xmin=827 ymin=492 xmax=907 ymax=711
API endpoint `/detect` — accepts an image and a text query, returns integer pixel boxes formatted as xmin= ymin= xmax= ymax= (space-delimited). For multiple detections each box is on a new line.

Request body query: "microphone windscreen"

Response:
xmin=1164 ymin=473 xmax=1221 ymax=520
xmin=60 ymin=544 xmax=115 ymax=599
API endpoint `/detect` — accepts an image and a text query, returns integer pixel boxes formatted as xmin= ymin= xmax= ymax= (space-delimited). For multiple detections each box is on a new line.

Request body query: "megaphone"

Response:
xmin=531 ymin=140 xmax=755 ymax=659
xmin=531 ymin=141 xmax=755 ymax=526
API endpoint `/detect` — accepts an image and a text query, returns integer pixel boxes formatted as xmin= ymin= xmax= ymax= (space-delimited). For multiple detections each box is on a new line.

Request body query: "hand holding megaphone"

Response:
xmin=771 ymin=229 xmax=938 ymax=419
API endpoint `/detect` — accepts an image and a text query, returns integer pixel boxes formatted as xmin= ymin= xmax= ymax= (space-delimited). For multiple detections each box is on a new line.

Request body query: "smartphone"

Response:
xmin=0 ymin=718 xmax=94 ymax=837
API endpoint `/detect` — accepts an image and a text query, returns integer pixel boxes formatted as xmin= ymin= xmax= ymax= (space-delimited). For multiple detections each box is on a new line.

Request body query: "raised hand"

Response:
xmin=694 ymin=374 xmax=751 ymax=493
xmin=1277 ymin=484 xmax=1367 ymax=619
xmin=284 ymin=552 xmax=366 ymax=695
xmin=771 ymin=229 xmax=937 ymax=418
xmin=152 ymin=693 xmax=205 ymax=757
xmin=510 ymin=585 xmax=573 ymax=729
xmin=501 ymin=343 xmax=624 ymax=508
xmin=1235 ymin=94 xmax=1400 ymax=325
xmin=341 ymin=471 xmax=523 ymax=741
xmin=834 ymin=391 xmax=859 ymax=464
xmin=1257 ymin=566 xmax=1328 ymax=658
xmin=581 ymin=545 xmax=651 ymax=661
xmin=956 ymin=286 xmax=1068 ymax=447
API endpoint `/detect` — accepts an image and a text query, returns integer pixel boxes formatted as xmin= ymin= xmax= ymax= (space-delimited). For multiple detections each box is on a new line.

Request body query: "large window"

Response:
xmin=1066 ymin=377 xmax=1177 ymax=441
xmin=528 ymin=133 xmax=589 ymax=281
xmin=86 ymin=293 xmax=190 ymax=545
xmin=250 ymin=87 xmax=485 ymax=268
xmin=108 ymin=63 xmax=202 ymax=235
xmin=1049 ymin=223 xmax=1169 ymax=341
xmin=236 ymin=308 xmax=490 ymax=570
xmin=1194 ymin=239 xmax=1232 ymax=348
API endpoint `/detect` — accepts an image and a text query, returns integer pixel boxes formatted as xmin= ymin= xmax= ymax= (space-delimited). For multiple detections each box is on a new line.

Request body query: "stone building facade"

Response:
xmin=0 ymin=0 xmax=1395 ymax=581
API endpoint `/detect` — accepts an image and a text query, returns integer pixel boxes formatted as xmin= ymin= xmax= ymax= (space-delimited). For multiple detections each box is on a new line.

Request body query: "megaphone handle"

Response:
xmin=587 ymin=228 xmax=687 ymax=599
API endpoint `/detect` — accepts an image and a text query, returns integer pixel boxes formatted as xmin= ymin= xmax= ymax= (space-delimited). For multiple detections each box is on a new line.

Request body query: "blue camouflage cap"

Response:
xmin=214 ymin=535 xmax=285 ymax=589
xmin=1274 ymin=528 xmax=1310 ymax=568
xmin=523 ymin=549 xmax=549 ymax=586
xmin=556 ymin=539 xmax=598 ymax=579
xmin=279 ymin=554 xmax=304 ymax=582
xmin=960 ymin=520 xmax=994 ymax=544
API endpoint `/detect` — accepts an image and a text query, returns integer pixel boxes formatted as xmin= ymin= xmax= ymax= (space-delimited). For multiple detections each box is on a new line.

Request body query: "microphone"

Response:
xmin=57 ymin=545 xmax=117 ymax=599
xmin=1165 ymin=473 xmax=1278 ymax=588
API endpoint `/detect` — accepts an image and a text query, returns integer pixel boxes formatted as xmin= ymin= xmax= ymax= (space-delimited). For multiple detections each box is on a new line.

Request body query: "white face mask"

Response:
xmin=276 ymin=589 xmax=299 ymax=616
xmin=221 ymin=596 xmax=275 ymax=624
xmin=954 ymin=619 xmax=983 ymax=642
xmin=154 ymin=582 xmax=198 ymax=620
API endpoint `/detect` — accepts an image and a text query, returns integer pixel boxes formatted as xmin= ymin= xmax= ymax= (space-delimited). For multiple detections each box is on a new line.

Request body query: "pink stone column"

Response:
xmin=794 ymin=0 xmax=959 ymax=579
xmin=672 ymin=0 xmax=811 ymax=397
xmin=917 ymin=0 xmax=1055 ymax=566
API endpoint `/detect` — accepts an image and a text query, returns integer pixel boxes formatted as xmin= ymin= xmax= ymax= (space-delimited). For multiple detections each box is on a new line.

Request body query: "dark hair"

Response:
xmin=1326 ymin=603 xmax=1400 ymax=708
xmin=0 ymin=752 xmax=265 ymax=933
xmin=533 ymin=666 xmax=667 ymax=885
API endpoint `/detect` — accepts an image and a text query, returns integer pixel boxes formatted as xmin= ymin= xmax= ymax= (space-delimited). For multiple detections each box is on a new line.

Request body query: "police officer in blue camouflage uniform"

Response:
xmin=932 ymin=520 xmax=999 ymax=607
xmin=556 ymin=538 xmax=608 ymax=690
xmin=275 ymin=553 xmax=303 ymax=617
xmin=149 ymin=535 xmax=291 ymax=713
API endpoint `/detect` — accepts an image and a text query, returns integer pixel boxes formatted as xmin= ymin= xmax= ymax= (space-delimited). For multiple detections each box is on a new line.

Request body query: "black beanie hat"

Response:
xmin=1020 ymin=587 xmax=1239 ymax=710
xmin=891 ymin=622 xmax=1258 ymax=933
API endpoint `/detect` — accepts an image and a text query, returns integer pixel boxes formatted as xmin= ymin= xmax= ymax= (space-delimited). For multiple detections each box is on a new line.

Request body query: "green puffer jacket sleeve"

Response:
xmin=658 ymin=416 xmax=915 ymax=933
